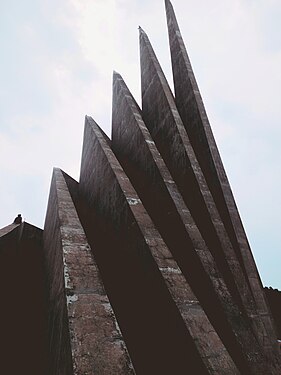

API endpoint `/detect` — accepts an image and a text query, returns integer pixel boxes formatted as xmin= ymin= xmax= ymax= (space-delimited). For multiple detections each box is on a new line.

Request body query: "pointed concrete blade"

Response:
xmin=165 ymin=0 xmax=279 ymax=361
xmin=80 ymin=115 xmax=237 ymax=374
xmin=44 ymin=167 xmax=135 ymax=374
xmin=111 ymin=68 xmax=269 ymax=374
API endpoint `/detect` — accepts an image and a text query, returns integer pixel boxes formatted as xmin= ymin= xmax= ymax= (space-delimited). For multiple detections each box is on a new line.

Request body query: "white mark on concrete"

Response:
xmin=102 ymin=301 xmax=124 ymax=345
xmin=159 ymin=267 xmax=181 ymax=274
xmin=63 ymin=256 xmax=72 ymax=290
xmin=113 ymin=317 xmax=122 ymax=337
xmin=145 ymin=139 xmax=154 ymax=144
xmin=102 ymin=301 xmax=113 ymax=314
xmin=127 ymin=197 xmax=141 ymax=205
xmin=67 ymin=294 xmax=78 ymax=305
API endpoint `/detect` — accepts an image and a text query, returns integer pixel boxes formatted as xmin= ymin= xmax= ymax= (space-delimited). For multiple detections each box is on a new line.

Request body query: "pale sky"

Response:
xmin=0 ymin=0 xmax=280 ymax=289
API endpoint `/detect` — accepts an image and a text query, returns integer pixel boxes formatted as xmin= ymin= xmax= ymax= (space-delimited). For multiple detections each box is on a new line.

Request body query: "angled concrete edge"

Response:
xmin=43 ymin=167 xmax=135 ymax=375
xmin=111 ymin=71 xmax=274 ymax=374
xmin=165 ymin=0 xmax=278 ymax=358
xmin=139 ymin=24 xmax=279 ymax=370
xmin=81 ymin=115 xmax=242 ymax=374
xmin=0 ymin=223 xmax=21 ymax=238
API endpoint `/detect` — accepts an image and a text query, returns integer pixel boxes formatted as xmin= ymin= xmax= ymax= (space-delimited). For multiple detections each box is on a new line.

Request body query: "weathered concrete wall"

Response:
xmin=1 ymin=2 xmax=278 ymax=374
xmin=139 ymin=26 xmax=274 ymax=374
xmin=79 ymin=116 xmax=240 ymax=374
xmin=43 ymin=168 xmax=134 ymax=375
xmin=111 ymin=71 xmax=270 ymax=374
xmin=0 ymin=222 xmax=48 ymax=375
xmin=139 ymin=27 xmax=251 ymax=319
xmin=165 ymin=0 xmax=279 ymax=364
xmin=43 ymin=172 xmax=74 ymax=375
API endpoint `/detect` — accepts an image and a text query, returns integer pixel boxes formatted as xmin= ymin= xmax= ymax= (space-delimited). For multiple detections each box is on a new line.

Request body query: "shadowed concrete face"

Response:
xmin=0 ymin=222 xmax=48 ymax=375
xmin=1 ymin=2 xmax=279 ymax=374
xmin=139 ymin=15 xmax=281 ymax=366
xmin=264 ymin=287 xmax=281 ymax=340
xmin=79 ymin=115 xmax=241 ymax=374
xmin=139 ymin=27 xmax=234 ymax=269
xmin=164 ymin=0 xmax=279 ymax=362
xmin=111 ymin=71 xmax=273 ymax=374
xmin=43 ymin=168 xmax=135 ymax=375
xmin=111 ymin=72 xmax=241 ymax=374
xmin=140 ymin=26 xmax=279 ymax=373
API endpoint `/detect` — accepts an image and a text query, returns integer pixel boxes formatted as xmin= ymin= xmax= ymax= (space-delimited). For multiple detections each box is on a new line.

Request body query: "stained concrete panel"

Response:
xmin=79 ymin=116 xmax=241 ymax=374
xmin=139 ymin=22 xmax=281 ymax=372
xmin=43 ymin=168 xmax=134 ymax=375
xmin=111 ymin=72 xmax=273 ymax=374
xmin=165 ymin=0 xmax=279 ymax=361
xmin=138 ymin=27 xmax=253 ymax=320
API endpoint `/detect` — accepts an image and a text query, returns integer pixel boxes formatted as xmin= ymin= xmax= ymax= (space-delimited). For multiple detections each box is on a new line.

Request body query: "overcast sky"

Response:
xmin=0 ymin=0 xmax=280 ymax=289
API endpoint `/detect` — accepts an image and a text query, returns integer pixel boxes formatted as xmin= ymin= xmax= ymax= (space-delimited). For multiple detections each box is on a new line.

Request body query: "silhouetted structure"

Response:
xmin=0 ymin=222 xmax=48 ymax=374
xmin=13 ymin=214 xmax=22 ymax=224
xmin=1 ymin=1 xmax=280 ymax=374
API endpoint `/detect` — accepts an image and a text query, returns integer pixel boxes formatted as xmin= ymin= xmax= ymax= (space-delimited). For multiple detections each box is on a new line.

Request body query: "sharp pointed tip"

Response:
xmin=113 ymin=71 xmax=124 ymax=88
xmin=113 ymin=70 xmax=119 ymax=80
xmin=85 ymin=115 xmax=99 ymax=131
xmin=113 ymin=70 xmax=121 ymax=78
xmin=165 ymin=0 xmax=180 ymax=34
xmin=138 ymin=26 xmax=146 ymax=36
xmin=139 ymin=26 xmax=151 ymax=47
xmin=85 ymin=115 xmax=93 ymax=126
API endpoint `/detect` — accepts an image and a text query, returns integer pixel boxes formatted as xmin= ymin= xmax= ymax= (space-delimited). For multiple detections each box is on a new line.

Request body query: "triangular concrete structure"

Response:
xmin=165 ymin=0 xmax=277 ymax=356
xmin=1 ymin=1 xmax=280 ymax=374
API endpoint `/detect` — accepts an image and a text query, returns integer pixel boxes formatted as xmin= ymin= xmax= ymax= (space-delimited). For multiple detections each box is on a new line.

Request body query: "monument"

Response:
xmin=0 ymin=1 xmax=280 ymax=374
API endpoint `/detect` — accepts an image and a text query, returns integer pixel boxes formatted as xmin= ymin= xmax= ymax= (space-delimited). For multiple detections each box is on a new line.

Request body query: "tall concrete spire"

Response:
xmin=164 ymin=0 xmax=278 ymax=359
xmin=1 ymin=2 xmax=280 ymax=374
xmin=111 ymin=71 xmax=270 ymax=374
xmin=138 ymin=25 xmax=275 ymax=374
xmin=44 ymin=168 xmax=135 ymax=374
xmin=110 ymin=72 xmax=241 ymax=374
xmin=80 ymin=115 xmax=232 ymax=374
xmin=139 ymin=26 xmax=174 ymax=102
